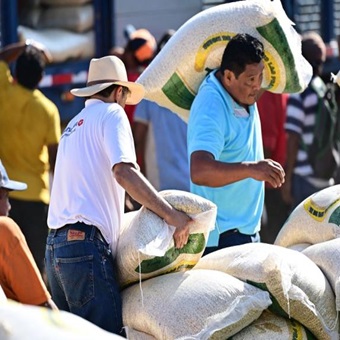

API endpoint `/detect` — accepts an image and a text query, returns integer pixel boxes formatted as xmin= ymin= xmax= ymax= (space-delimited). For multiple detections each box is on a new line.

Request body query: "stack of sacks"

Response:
xmin=0 ymin=299 xmax=123 ymax=340
xmin=137 ymin=0 xmax=312 ymax=122
xmin=302 ymin=239 xmax=340 ymax=313
xmin=122 ymin=269 xmax=272 ymax=339
xmin=116 ymin=190 xmax=217 ymax=288
xmin=229 ymin=310 xmax=315 ymax=339
xmin=18 ymin=0 xmax=94 ymax=63
xmin=274 ymin=184 xmax=340 ymax=248
xmin=194 ymin=243 xmax=338 ymax=340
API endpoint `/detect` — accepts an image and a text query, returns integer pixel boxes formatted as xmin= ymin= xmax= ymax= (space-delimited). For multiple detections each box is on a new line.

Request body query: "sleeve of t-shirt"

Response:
xmin=188 ymin=88 xmax=226 ymax=160
xmin=103 ymin=105 xmax=138 ymax=169
xmin=0 ymin=218 xmax=50 ymax=305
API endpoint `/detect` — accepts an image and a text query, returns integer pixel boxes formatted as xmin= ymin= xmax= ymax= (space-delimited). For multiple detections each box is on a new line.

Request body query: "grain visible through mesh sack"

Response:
xmin=194 ymin=243 xmax=338 ymax=340
xmin=122 ymin=269 xmax=272 ymax=340
xmin=116 ymin=190 xmax=217 ymax=287
xmin=137 ymin=0 xmax=311 ymax=122
xmin=275 ymin=185 xmax=340 ymax=247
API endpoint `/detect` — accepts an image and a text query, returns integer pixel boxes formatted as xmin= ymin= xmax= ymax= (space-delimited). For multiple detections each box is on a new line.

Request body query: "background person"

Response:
xmin=282 ymin=31 xmax=338 ymax=210
xmin=0 ymin=160 xmax=57 ymax=310
xmin=0 ymin=40 xmax=61 ymax=274
xmin=133 ymin=29 xmax=190 ymax=192
xmin=257 ymin=91 xmax=290 ymax=243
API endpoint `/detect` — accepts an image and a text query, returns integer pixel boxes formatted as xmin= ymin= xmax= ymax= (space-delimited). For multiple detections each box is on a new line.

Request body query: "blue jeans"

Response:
xmin=203 ymin=229 xmax=260 ymax=256
xmin=45 ymin=222 xmax=124 ymax=335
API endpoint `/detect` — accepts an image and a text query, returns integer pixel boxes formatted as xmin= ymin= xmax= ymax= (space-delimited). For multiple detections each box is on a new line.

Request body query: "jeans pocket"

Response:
xmin=56 ymin=254 xmax=94 ymax=308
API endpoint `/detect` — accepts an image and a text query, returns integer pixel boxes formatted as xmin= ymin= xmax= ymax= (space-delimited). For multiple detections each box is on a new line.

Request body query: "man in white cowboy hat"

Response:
xmin=45 ymin=55 xmax=192 ymax=335
xmin=0 ymin=160 xmax=57 ymax=309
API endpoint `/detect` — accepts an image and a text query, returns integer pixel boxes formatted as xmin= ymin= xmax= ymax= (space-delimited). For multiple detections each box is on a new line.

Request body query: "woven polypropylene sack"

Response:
xmin=18 ymin=25 xmax=95 ymax=63
xmin=230 ymin=309 xmax=316 ymax=339
xmin=275 ymin=185 xmax=340 ymax=248
xmin=0 ymin=300 xmax=124 ymax=340
xmin=40 ymin=0 xmax=91 ymax=5
xmin=287 ymin=243 xmax=311 ymax=252
xmin=122 ymin=269 xmax=271 ymax=340
xmin=116 ymin=190 xmax=217 ymax=288
xmin=125 ymin=328 xmax=156 ymax=340
xmin=38 ymin=5 xmax=94 ymax=33
xmin=303 ymin=238 xmax=340 ymax=311
xmin=137 ymin=0 xmax=312 ymax=122
xmin=194 ymin=243 xmax=338 ymax=340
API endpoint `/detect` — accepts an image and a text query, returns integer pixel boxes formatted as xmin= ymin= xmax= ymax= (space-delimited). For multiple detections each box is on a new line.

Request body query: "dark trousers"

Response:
xmin=260 ymin=188 xmax=290 ymax=244
xmin=203 ymin=229 xmax=260 ymax=256
xmin=9 ymin=198 xmax=48 ymax=274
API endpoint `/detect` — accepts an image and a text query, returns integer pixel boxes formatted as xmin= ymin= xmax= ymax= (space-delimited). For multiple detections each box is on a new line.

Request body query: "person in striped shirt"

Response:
xmin=282 ymin=31 xmax=335 ymax=210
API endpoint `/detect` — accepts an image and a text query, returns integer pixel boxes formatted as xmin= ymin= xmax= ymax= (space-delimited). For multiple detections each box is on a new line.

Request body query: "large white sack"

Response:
xmin=275 ymin=185 xmax=340 ymax=248
xmin=116 ymin=190 xmax=217 ymax=288
xmin=125 ymin=328 xmax=156 ymax=340
xmin=287 ymin=243 xmax=311 ymax=252
xmin=38 ymin=4 xmax=94 ymax=33
xmin=194 ymin=243 xmax=338 ymax=340
xmin=230 ymin=309 xmax=316 ymax=339
xmin=137 ymin=0 xmax=312 ymax=122
xmin=0 ymin=300 xmax=123 ymax=340
xmin=41 ymin=0 xmax=91 ymax=5
xmin=303 ymin=238 xmax=340 ymax=312
xmin=122 ymin=269 xmax=272 ymax=340
xmin=18 ymin=25 xmax=95 ymax=63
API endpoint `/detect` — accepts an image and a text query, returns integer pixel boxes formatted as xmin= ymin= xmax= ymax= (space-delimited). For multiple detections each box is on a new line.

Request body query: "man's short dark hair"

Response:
xmin=220 ymin=33 xmax=264 ymax=78
xmin=15 ymin=46 xmax=46 ymax=90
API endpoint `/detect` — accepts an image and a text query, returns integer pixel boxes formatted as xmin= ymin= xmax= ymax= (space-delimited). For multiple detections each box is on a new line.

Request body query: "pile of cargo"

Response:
xmin=18 ymin=0 xmax=95 ymax=63
xmin=121 ymin=185 xmax=340 ymax=339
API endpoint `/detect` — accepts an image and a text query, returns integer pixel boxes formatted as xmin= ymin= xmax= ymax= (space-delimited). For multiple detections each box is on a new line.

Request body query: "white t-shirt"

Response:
xmin=48 ymin=99 xmax=137 ymax=256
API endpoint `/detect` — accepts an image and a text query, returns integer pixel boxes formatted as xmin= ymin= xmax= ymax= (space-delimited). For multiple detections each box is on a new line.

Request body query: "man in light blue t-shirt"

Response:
xmin=188 ymin=33 xmax=285 ymax=254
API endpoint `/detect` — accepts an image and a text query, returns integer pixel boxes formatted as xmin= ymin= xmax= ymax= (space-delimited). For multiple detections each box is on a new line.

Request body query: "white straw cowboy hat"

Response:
xmin=71 ymin=56 xmax=145 ymax=105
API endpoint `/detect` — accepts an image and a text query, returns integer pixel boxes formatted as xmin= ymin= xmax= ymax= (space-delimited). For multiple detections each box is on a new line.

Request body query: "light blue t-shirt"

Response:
xmin=187 ymin=70 xmax=264 ymax=247
xmin=134 ymin=100 xmax=190 ymax=191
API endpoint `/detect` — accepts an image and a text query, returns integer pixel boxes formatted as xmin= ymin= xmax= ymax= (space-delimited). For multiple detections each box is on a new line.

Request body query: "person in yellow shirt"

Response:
xmin=0 ymin=41 xmax=61 ymax=274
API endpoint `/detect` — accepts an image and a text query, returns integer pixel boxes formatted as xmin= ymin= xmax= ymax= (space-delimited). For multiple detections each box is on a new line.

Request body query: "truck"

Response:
xmin=0 ymin=0 xmax=202 ymax=125
xmin=1 ymin=0 xmax=339 ymax=124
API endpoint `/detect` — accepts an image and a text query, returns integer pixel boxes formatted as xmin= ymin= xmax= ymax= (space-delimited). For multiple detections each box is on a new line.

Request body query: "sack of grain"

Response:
xmin=303 ymin=238 xmax=340 ymax=311
xmin=275 ymin=185 xmax=340 ymax=248
xmin=122 ymin=269 xmax=272 ymax=340
xmin=40 ymin=0 xmax=91 ymax=5
xmin=125 ymin=328 xmax=156 ymax=340
xmin=287 ymin=243 xmax=311 ymax=252
xmin=194 ymin=243 xmax=338 ymax=340
xmin=38 ymin=4 xmax=94 ymax=33
xmin=116 ymin=190 xmax=217 ymax=288
xmin=137 ymin=0 xmax=311 ymax=122
xmin=18 ymin=25 xmax=95 ymax=63
xmin=230 ymin=309 xmax=316 ymax=339
xmin=0 ymin=299 xmax=123 ymax=339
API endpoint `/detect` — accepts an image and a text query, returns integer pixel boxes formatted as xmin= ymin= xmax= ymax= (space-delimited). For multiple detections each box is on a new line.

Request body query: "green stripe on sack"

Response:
xmin=329 ymin=206 xmax=340 ymax=226
xmin=135 ymin=233 xmax=206 ymax=274
xmin=162 ymin=72 xmax=195 ymax=110
xmin=247 ymin=281 xmax=290 ymax=318
xmin=257 ymin=18 xmax=300 ymax=93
